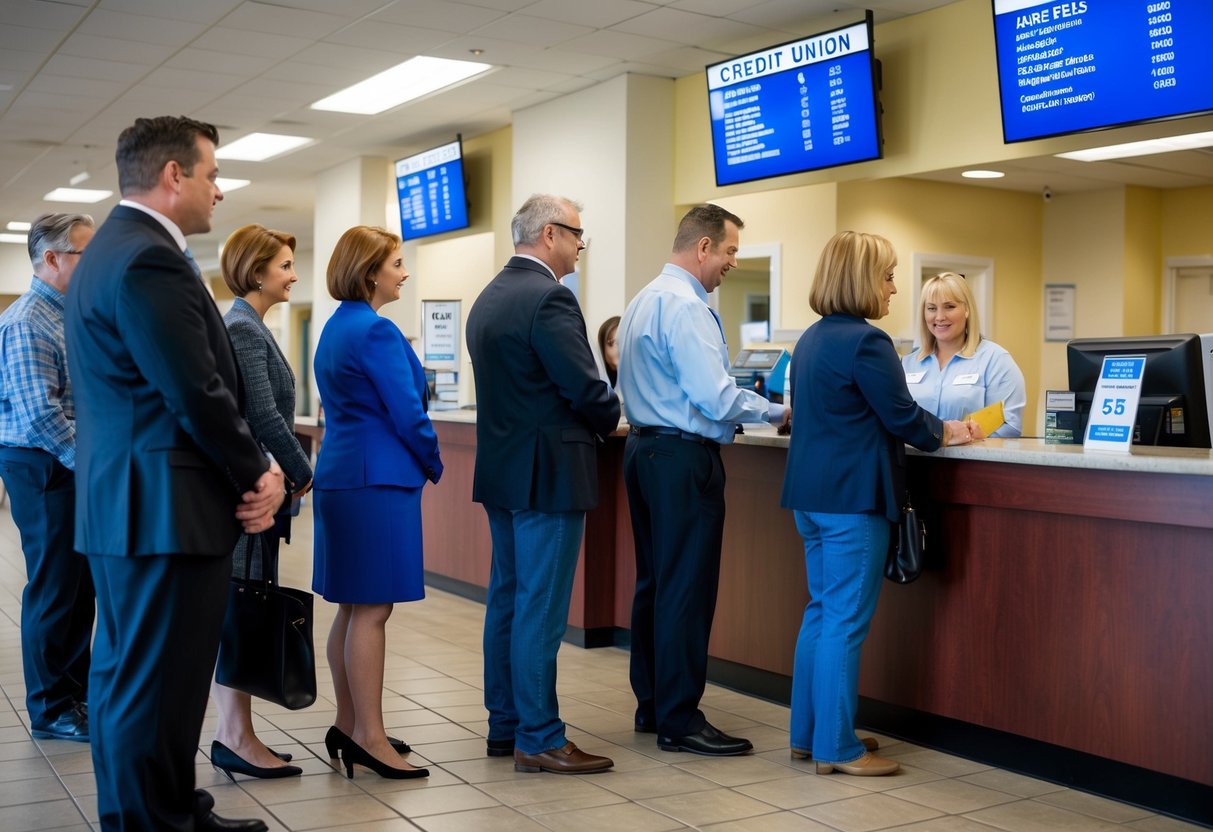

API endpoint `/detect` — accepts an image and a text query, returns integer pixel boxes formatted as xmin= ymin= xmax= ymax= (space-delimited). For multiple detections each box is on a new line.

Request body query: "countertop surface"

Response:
xmin=427 ymin=410 xmax=1213 ymax=476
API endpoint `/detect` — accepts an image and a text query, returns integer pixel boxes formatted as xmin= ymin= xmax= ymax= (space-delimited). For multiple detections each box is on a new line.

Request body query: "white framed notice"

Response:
xmin=1044 ymin=284 xmax=1075 ymax=342
xmin=1082 ymin=354 xmax=1146 ymax=453
xmin=422 ymin=300 xmax=460 ymax=370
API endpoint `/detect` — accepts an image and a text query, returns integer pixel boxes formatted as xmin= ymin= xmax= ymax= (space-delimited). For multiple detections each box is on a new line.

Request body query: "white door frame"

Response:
xmin=1162 ymin=255 xmax=1213 ymax=333
xmin=709 ymin=242 xmax=782 ymax=332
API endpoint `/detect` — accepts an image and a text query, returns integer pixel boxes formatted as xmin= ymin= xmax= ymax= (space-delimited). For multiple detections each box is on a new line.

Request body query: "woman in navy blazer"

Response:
xmin=780 ymin=231 xmax=975 ymax=777
xmin=211 ymin=225 xmax=313 ymax=781
xmin=313 ymin=226 xmax=441 ymax=780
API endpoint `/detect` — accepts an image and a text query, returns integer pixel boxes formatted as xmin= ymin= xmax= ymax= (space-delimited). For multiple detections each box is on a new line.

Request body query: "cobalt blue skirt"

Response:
xmin=312 ymin=484 xmax=425 ymax=604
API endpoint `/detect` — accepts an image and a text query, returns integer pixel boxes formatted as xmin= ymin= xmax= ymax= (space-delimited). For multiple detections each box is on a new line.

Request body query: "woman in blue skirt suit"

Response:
xmin=313 ymin=226 xmax=442 ymax=779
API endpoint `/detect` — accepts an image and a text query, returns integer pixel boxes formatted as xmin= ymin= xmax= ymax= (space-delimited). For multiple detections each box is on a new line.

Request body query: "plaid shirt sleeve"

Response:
xmin=0 ymin=319 xmax=75 ymax=470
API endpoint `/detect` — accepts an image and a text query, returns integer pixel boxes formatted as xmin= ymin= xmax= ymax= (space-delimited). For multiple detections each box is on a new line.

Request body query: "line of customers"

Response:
xmin=0 ymin=111 xmax=1029 ymax=829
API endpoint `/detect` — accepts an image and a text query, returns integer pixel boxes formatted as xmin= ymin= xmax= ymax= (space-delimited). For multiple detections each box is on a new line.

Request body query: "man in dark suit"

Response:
xmin=467 ymin=194 xmax=620 ymax=775
xmin=65 ymin=116 xmax=283 ymax=832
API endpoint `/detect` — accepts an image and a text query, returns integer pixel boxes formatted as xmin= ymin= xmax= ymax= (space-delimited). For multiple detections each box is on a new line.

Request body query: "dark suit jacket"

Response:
xmin=65 ymin=205 xmax=269 ymax=557
xmin=780 ymin=313 xmax=943 ymax=523
xmin=466 ymin=256 xmax=620 ymax=512
xmin=312 ymin=300 xmax=441 ymax=489
xmin=225 ymin=297 xmax=312 ymax=577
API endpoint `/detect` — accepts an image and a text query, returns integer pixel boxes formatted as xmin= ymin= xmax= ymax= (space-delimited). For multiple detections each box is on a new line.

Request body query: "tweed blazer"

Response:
xmin=225 ymin=297 xmax=312 ymax=577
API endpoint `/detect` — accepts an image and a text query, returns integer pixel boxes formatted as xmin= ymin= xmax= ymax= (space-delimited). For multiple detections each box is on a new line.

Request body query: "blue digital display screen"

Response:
xmin=394 ymin=138 xmax=470 ymax=240
xmin=706 ymin=14 xmax=882 ymax=187
xmin=992 ymin=0 xmax=1213 ymax=143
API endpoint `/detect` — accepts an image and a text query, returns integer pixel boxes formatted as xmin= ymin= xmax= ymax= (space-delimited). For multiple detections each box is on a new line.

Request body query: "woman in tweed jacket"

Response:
xmin=210 ymin=224 xmax=313 ymax=780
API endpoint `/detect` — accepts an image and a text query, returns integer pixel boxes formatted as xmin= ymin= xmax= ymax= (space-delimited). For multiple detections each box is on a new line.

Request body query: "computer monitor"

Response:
xmin=1067 ymin=334 xmax=1211 ymax=448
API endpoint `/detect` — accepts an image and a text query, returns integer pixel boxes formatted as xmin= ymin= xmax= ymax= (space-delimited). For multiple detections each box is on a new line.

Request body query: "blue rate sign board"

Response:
xmin=1083 ymin=354 xmax=1146 ymax=451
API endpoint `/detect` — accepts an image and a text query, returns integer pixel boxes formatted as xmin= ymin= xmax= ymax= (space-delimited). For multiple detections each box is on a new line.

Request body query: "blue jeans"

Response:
xmin=482 ymin=506 xmax=584 ymax=754
xmin=789 ymin=510 xmax=888 ymax=764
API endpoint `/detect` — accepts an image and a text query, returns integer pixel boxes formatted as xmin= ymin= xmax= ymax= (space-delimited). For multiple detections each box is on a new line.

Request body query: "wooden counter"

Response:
xmin=399 ymin=415 xmax=1213 ymax=821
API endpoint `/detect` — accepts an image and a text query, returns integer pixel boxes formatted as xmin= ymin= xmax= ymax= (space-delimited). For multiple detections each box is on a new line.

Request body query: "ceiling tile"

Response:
xmin=320 ymin=19 xmax=456 ymax=54
xmin=190 ymin=27 xmax=312 ymax=60
xmin=221 ymin=2 xmax=349 ymax=39
xmin=610 ymin=7 xmax=767 ymax=48
xmin=77 ymin=8 xmax=209 ymax=47
xmin=471 ymin=14 xmax=593 ymax=47
xmin=558 ymin=29 xmax=682 ymax=61
xmin=519 ymin=0 xmax=657 ymax=28
xmin=0 ymin=49 xmax=46 ymax=72
xmin=1 ymin=0 xmax=89 ymax=29
xmin=136 ymin=67 xmax=246 ymax=95
xmin=668 ymin=0 xmax=770 ymax=14
xmin=97 ymin=0 xmax=242 ymax=24
xmin=370 ymin=0 xmax=506 ymax=33
xmin=42 ymin=54 xmax=152 ymax=83
xmin=164 ymin=47 xmax=280 ymax=76
xmin=0 ymin=24 xmax=71 ymax=52
xmin=25 ymin=73 xmax=128 ymax=100
xmin=59 ymin=32 xmax=177 ymax=65
xmin=246 ymin=0 xmax=388 ymax=14
xmin=283 ymin=42 xmax=409 ymax=73
xmin=261 ymin=60 xmax=370 ymax=88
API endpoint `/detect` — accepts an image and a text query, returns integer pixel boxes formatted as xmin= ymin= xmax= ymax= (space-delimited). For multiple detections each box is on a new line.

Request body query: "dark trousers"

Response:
xmin=623 ymin=432 xmax=726 ymax=737
xmin=88 ymin=550 xmax=230 ymax=831
xmin=0 ymin=447 xmax=93 ymax=726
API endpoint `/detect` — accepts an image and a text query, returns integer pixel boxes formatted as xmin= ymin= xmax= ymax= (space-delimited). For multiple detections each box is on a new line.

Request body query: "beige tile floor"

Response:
xmin=0 ymin=498 xmax=1204 ymax=832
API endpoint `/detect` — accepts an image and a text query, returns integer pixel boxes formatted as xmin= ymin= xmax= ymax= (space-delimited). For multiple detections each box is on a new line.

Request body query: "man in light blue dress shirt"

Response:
xmin=0 ymin=213 xmax=96 ymax=744
xmin=618 ymin=204 xmax=788 ymax=757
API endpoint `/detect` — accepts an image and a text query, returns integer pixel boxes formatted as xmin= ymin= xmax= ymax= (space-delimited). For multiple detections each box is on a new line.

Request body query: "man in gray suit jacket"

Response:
xmin=466 ymin=194 xmax=620 ymax=774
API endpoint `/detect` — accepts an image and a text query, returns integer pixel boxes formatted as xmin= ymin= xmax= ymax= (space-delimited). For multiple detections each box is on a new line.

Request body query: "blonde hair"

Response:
xmin=220 ymin=224 xmax=295 ymax=297
xmin=808 ymin=231 xmax=896 ymax=319
xmin=326 ymin=226 xmax=400 ymax=302
xmin=915 ymin=272 xmax=982 ymax=359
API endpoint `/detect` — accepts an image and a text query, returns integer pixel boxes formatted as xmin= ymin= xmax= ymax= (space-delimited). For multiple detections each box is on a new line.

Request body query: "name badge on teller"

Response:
xmin=952 ymin=373 xmax=979 ymax=385
xmin=904 ymin=372 xmax=925 ymax=384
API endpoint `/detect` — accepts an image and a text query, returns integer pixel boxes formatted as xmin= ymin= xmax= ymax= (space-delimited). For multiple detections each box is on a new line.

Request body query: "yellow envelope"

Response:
xmin=964 ymin=401 xmax=1005 ymax=437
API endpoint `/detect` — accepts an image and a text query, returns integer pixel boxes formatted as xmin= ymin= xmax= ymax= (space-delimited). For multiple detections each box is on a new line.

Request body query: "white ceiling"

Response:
xmin=2 ymin=0 xmax=1211 ymax=260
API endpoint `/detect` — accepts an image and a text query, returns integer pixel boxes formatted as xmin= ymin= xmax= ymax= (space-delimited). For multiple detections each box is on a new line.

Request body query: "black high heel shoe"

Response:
xmin=325 ymin=726 xmax=411 ymax=762
xmin=210 ymin=741 xmax=302 ymax=780
xmin=336 ymin=735 xmax=428 ymax=780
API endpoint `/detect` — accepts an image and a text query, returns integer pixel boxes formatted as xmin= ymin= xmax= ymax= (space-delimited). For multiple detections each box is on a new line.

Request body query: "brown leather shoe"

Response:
xmin=513 ymin=741 xmax=613 ymax=774
xmin=791 ymin=736 xmax=878 ymax=760
xmin=815 ymin=751 xmax=900 ymax=776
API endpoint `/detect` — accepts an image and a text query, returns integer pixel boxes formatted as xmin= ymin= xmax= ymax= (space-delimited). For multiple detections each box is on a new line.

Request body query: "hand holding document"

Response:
xmin=964 ymin=401 xmax=1005 ymax=439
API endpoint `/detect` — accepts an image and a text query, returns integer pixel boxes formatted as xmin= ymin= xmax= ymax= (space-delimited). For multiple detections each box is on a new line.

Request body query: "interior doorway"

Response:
xmin=909 ymin=253 xmax=995 ymax=348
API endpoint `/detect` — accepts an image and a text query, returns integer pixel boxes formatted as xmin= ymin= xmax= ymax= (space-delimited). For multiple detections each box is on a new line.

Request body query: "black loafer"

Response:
xmin=486 ymin=738 xmax=514 ymax=757
xmin=634 ymin=719 xmax=657 ymax=734
xmin=195 ymin=810 xmax=268 ymax=832
xmin=658 ymin=722 xmax=752 ymax=756
xmin=31 ymin=703 xmax=88 ymax=742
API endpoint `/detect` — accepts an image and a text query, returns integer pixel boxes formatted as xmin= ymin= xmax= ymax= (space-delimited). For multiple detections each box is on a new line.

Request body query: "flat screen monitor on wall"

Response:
xmin=705 ymin=10 xmax=882 ymax=187
xmin=992 ymin=0 xmax=1213 ymax=143
xmin=394 ymin=136 xmax=469 ymax=241
xmin=1066 ymin=333 xmax=1211 ymax=448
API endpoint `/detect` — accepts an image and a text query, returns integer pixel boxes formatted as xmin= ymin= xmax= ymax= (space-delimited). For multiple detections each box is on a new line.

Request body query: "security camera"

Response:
xmin=1042 ymin=186 xmax=1053 ymax=203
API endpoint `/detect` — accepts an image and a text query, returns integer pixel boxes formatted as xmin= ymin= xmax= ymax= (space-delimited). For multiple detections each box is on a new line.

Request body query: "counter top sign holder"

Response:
xmin=1083 ymin=355 xmax=1146 ymax=453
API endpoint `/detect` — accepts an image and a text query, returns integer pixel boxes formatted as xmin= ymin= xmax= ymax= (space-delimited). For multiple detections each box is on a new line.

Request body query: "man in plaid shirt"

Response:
xmin=0 ymin=212 xmax=96 ymax=742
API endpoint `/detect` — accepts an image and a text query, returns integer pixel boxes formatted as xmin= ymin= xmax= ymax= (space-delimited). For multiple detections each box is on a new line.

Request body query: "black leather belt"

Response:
xmin=630 ymin=425 xmax=719 ymax=449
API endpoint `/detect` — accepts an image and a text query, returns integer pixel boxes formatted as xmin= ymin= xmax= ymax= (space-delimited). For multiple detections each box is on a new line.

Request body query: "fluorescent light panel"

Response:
xmin=0 ymin=233 xmax=28 ymax=244
xmin=7 ymin=221 xmax=31 ymax=231
xmin=311 ymin=56 xmax=492 ymax=115
xmin=216 ymin=177 xmax=251 ymax=192
xmin=44 ymin=187 xmax=112 ymax=203
xmin=215 ymin=133 xmax=312 ymax=162
xmin=1056 ymin=130 xmax=1213 ymax=162
xmin=962 ymin=170 xmax=1005 ymax=179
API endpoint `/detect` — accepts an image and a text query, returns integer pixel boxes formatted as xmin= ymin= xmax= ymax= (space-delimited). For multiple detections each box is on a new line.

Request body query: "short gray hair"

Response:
xmin=28 ymin=213 xmax=94 ymax=267
xmin=511 ymin=194 xmax=582 ymax=247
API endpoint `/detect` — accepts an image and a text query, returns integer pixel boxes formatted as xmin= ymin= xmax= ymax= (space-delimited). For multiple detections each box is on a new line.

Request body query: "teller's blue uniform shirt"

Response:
xmin=901 ymin=338 xmax=1026 ymax=438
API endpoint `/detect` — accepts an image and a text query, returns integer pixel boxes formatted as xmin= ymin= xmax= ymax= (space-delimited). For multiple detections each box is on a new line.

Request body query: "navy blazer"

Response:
xmin=313 ymin=301 xmax=441 ymax=489
xmin=781 ymin=314 xmax=943 ymax=523
xmin=466 ymin=256 xmax=620 ymax=512
xmin=65 ymin=205 xmax=269 ymax=556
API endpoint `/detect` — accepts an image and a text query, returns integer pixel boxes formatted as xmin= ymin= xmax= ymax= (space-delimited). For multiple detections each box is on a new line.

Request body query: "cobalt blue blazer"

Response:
xmin=781 ymin=314 xmax=943 ymax=523
xmin=313 ymin=301 xmax=441 ymax=490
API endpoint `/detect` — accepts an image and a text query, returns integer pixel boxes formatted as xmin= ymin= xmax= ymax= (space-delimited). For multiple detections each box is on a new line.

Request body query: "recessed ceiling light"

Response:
xmin=961 ymin=170 xmax=1005 ymax=179
xmin=215 ymin=133 xmax=312 ymax=162
xmin=69 ymin=171 xmax=91 ymax=186
xmin=44 ymin=187 xmax=113 ymax=203
xmin=1056 ymin=130 xmax=1213 ymax=162
xmin=7 ymin=221 xmax=31 ymax=231
xmin=216 ymin=177 xmax=251 ymax=192
xmin=0 ymin=232 xmax=29 ymax=245
xmin=310 ymin=56 xmax=493 ymax=115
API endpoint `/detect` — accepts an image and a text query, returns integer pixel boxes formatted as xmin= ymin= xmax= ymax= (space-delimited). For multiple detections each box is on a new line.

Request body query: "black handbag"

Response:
xmin=885 ymin=494 xmax=926 ymax=584
xmin=215 ymin=533 xmax=317 ymax=710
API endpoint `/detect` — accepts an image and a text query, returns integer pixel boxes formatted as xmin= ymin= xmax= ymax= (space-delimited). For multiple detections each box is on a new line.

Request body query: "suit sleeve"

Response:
xmin=853 ymin=328 xmax=944 ymax=452
xmin=359 ymin=318 xmax=443 ymax=482
xmin=227 ymin=318 xmax=313 ymax=488
xmin=115 ymin=247 xmax=268 ymax=490
xmin=531 ymin=285 xmax=620 ymax=439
